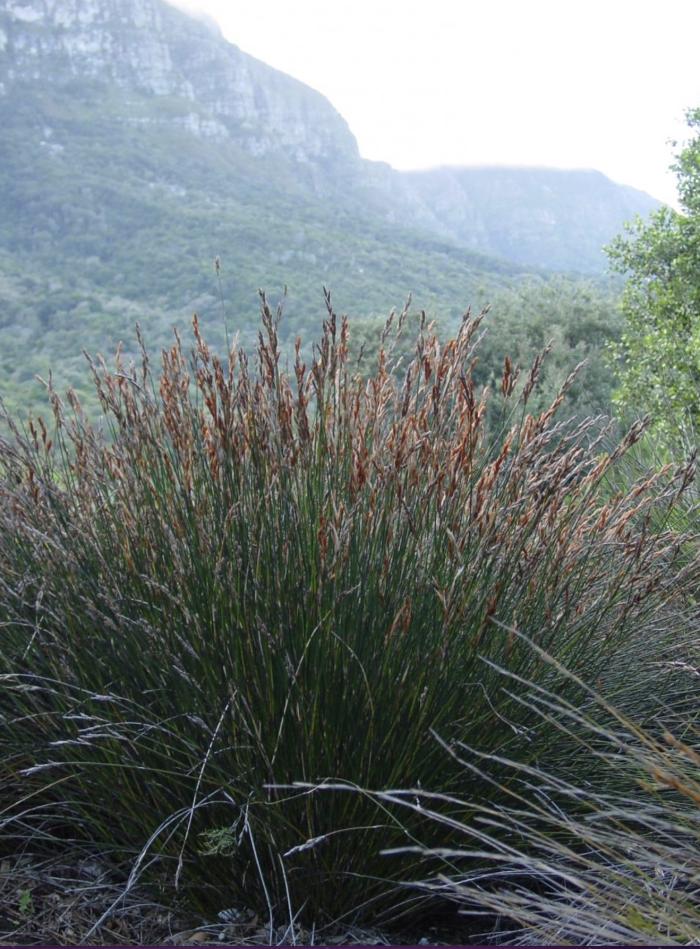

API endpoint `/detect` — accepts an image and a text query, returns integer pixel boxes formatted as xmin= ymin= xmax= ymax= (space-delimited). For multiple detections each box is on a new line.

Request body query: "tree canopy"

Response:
xmin=607 ymin=108 xmax=700 ymax=433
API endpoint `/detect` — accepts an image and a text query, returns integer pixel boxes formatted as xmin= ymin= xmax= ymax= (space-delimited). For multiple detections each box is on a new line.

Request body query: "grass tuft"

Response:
xmin=364 ymin=632 xmax=700 ymax=945
xmin=0 ymin=296 xmax=697 ymax=932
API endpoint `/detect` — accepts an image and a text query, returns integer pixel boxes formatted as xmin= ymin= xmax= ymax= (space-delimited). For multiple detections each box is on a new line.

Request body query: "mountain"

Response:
xmin=0 ymin=0 xmax=360 ymax=162
xmin=0 ymin=0 xmax=658 ymax=418
xmin=393 ymin=166 xmax=660 ymax=272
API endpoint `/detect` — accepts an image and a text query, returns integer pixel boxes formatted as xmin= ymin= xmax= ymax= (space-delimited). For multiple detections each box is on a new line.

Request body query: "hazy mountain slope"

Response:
xmin=0 ymin=0 xmax=531 ymax=417
xmin=393 ymin=166 xmax=660 ymax=272
xmin=0 ymin=0 xmax=655 ymax=420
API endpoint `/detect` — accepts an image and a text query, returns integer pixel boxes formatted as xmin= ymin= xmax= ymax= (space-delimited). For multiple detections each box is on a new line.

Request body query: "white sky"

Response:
xmin=174 ymin=0 xmax=700 ymax=208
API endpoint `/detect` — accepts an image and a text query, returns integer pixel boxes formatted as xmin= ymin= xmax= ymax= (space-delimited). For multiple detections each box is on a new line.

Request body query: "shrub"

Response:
xmin=0 ymin=296 xmax=696 ymax=930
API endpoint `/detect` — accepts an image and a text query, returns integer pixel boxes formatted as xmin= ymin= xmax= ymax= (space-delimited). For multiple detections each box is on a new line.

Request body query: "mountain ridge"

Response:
xmin=1 ymin=0 xmax=661 ymax=270
xmin=393 ymin=165 xmax=660 ymax=271
xmin=0 ymin=0 xmax=656 ymax=418
xmin=0 ymin=0 xmax=362 ymax=165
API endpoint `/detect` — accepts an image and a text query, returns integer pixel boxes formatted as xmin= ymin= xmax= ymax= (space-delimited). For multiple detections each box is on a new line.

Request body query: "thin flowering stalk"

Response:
xmin=0 ymin=298 xmax=697 ymax=931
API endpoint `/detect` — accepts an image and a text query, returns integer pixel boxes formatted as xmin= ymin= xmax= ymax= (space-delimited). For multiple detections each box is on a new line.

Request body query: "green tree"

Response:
xmin=476 ymin=277 xmax=622 ymax=417
xmin=607 ymin=108 xmax=700 ymax=432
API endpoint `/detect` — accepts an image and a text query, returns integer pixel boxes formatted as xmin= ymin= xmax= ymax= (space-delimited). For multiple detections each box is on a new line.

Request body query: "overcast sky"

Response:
xmin=174 ymin=0 xmax=700 ymax=208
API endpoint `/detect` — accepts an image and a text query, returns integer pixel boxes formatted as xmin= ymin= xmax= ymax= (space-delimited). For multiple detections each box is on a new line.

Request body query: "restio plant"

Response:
xmin=363 ymin=636 xmax=700 ymax=946
xmin=0 ymin=296 xmax=696 ymax=933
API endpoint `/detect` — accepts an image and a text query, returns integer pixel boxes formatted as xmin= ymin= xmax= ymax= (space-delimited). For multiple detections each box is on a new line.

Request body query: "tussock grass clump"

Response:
xmin=0 ymin=296 xmax=696 ymax=930
xmin=369 ymin=639 xmax=700 ymax=945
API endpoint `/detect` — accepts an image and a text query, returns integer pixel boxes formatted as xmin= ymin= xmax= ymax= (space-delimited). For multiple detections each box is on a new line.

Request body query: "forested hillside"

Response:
xmin=0 ymin=0 xmax=655 ymax=419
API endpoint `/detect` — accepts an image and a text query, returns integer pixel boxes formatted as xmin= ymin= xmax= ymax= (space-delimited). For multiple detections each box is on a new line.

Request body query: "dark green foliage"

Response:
xmin=0 ymin=307 xmax=695 ymax=930
xmin=468 ymin=278 xmax=623 ymax=416
xmin=346 ymin=279 xmax=622 ymax=419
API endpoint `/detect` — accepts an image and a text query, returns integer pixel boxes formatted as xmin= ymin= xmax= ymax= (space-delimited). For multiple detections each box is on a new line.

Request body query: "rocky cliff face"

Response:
xmin=0 ymin=0 xmax=360 ymax=165
xmin=0 ymin=0 xmax=661 ymax=275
